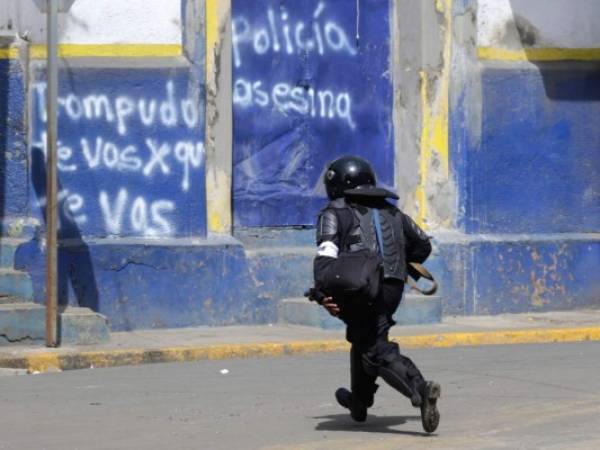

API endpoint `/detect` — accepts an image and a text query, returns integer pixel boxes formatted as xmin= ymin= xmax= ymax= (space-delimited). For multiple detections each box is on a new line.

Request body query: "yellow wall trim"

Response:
xmin=0 ymin=47 xmax=19 ymax=59
xmin=27 ymin=44 xmax=182 ymax=59
xmin=205 ymin=0 xmax=233 ymax=235
xmin=206 ymin=0 xmax=218 ymax=75
xmin=478 ymin=47 xmax=600 ymax=62
xmin=417 ymin=0 xmax=451 ymax=229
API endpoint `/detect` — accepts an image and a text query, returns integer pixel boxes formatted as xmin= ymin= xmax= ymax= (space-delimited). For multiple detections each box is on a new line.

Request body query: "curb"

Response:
xmin=1 ymin=326 xmax=600 ymax=373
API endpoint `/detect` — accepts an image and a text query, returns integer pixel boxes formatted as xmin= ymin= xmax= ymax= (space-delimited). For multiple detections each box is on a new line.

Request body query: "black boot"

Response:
xmin=420 ymin=381 xmax=441 ymax=433
xmin=335 ymin=388 xmax=368 ymax=422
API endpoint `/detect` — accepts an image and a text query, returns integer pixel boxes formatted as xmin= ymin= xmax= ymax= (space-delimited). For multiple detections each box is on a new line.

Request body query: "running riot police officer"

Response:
xmin=310 ymin=155 xmax=441 ymax=433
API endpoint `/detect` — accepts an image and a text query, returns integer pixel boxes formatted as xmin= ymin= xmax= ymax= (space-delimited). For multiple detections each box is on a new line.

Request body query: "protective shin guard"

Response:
xmin=378 ymin=364 xmax=422 ymax=407
xmin=351 ymin=348 xmax=378 ymax=408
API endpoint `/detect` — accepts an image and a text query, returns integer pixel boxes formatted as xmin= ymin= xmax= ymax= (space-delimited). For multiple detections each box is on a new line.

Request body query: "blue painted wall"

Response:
xmin=0 ymin=60 xmax=28 ymax=220
xmin=3 ymin=0 xmax=599 ymax=332
xmin=447 ymin=9 xmax=600 ymax=318
xmin=464 ymin=66 xmax=600 ymax=234
xmin=0 ymin=0 xmax=214 ymax=329
xmin=30 ymin=67 xmax=207 ymax=239
xmin=15 ymin=237 xmax=274 ymax=331
xmin=471 ymin=238 xmax=599 ymax=314
xmin=232 ymin=0 xmax=394 ymax=227
xmin=427 ymin=237 xmax=600 ymax=317
xmin=8 ymin=64 xmax=211 ymax=328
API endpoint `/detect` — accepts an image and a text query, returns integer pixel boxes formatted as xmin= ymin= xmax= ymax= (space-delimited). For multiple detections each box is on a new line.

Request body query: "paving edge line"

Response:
xmin=1 ymin=327 xmax=600 ymax=373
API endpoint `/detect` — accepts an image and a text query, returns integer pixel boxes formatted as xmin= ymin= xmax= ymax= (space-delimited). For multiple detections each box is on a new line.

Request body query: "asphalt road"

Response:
xmin=1 ymin=342 xmax=599 ymax=450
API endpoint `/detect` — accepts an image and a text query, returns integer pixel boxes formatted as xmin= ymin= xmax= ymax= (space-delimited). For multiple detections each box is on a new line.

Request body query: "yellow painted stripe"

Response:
xmin=0 ymin=47 xmax=19 ymax=59
xmin=417 ymin=0 xmax=451 ymax=229
xmin=5 ymin=327 xmax=600 ymax=373
xmin=205 ymin=0 xmax=221 ymax=234
xmin=206 ymin=0 xmax=218 ymax=75
xmin=205 ymin=0 xmax=232 ymax=234
xmin=26 ymin=353 xmax=61 ymax=373
xmin=28 ymin=44 xmax=182 ymax=59
xmin=478 ymin=47 xmax=600 ymax=62
xmin=416 ymin=71 xmax=432 ymax=227
xmin=394 ymin=327 xmax=600 ymax=348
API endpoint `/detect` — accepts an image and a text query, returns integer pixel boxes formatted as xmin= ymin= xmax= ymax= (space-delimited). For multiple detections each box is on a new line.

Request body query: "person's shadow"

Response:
xmin=15 ymin=145 xmax=99 ymax=315
xmin=313 ymin=413 xmax=434 ymax=437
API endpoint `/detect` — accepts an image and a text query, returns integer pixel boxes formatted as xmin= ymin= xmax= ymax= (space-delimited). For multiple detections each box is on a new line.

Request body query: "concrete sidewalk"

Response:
xmin=1 ymin=309 xmax=599 ymax=373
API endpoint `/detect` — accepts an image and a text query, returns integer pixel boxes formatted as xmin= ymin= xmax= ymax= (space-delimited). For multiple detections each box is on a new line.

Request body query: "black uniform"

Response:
xmin=314 ymin=195 xmax=432 ymax=409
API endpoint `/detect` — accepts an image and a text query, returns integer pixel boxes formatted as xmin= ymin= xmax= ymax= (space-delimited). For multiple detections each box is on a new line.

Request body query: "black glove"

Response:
xmin=304 ymin=288 xmax=327 ymax=304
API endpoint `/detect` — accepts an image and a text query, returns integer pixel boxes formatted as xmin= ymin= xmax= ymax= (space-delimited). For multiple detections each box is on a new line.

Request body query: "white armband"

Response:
xmin=317 ymin=241 xmax=339 ymax=258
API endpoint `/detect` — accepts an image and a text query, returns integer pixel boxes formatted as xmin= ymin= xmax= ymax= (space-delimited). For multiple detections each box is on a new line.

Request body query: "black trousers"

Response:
xmin=345 ymin=279 xmax=427 ymax=406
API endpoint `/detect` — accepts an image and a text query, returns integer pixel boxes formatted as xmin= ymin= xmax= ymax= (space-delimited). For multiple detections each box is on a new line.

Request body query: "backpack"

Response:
xmin=314 ymin=205 xmax=383 ymax=305
xmin=314 ymin=203 xmax=438 ymax=301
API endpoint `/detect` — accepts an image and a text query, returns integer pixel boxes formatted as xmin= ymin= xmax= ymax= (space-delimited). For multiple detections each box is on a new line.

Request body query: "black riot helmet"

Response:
xmin=324 ymin=155 xmax=376 ymax=200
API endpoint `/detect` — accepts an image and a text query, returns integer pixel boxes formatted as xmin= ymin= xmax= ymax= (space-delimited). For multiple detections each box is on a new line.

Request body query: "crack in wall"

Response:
xmin=0 ymin=333 xmax=42 ymax=343
xmin=111 ymin=260 xmax=164 ymax=272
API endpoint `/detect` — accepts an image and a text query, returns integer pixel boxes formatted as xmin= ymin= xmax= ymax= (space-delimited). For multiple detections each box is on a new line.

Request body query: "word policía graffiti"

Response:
xmin=232 ymin=1 xmax=357 ymax=67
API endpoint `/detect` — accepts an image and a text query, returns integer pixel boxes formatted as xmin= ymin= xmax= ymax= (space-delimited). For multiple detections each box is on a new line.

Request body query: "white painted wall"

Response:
xmin=0 ymin=0 xmax=181 ymax=44
xmin=478 ymin=0 xmax=600 ymax=48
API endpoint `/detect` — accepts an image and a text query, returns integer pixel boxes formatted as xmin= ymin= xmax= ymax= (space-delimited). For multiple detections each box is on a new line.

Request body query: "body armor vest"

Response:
xmin=317 ymin=199 xmax=407 ymax=281
xmin=349 ymin=205 xmax=406 ymax=281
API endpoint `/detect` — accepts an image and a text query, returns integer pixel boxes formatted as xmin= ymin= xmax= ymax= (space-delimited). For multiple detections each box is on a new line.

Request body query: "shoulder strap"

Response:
xmin=406 ymin=263 xmax=438 ymax=295
xmin=372 ymin=208 xmax=384 ymax=258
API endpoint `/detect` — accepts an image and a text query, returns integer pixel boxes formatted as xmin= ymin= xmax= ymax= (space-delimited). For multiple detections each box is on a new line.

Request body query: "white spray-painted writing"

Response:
xmin=99 ymin=189 xmax=175 ymax=237
xmin=36 ymin=188 xmax=88 ymax=228
xmin=34 ymin=81 xmax=200 ymax=136
xmin=32 ymin=132 xmax=79 ymax=172
xmin=232 ymin=2 xmax=357 ymax=68
xmin=33 ymin=132 xmax=205 ymax=193
xmin=80 ymin=137 xmax=143 ymax=172
xmin=234 ymin=78 xmax=355 ymax=129
xmin=32 ymin=79 xmax=205 ymax=238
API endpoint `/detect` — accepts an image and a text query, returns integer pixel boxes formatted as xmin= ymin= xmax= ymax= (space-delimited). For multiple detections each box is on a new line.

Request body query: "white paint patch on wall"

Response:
xmin=478 ymin=0 xmax=600 ymax=48
xmin=0 ymin=0 xmax=181 ymax=45
xmin=61 ymin=0 xmax=180 ymax=45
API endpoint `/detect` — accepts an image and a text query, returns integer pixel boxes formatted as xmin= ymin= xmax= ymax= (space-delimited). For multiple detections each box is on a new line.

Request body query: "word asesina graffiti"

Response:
xmin=233 ymin=78 xmax=355 ymax=129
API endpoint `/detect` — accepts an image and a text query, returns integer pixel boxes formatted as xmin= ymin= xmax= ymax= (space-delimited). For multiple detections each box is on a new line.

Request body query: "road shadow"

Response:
xmin=313 ymin=413 xmax=433 ymax=437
